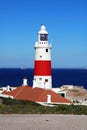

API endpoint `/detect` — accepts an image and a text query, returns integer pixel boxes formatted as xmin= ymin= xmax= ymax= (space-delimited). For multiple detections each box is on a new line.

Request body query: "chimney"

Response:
xmin=23 ymin=78 xmax=28 ymax=86
xmin=47 ymin=94 xmax=51 ymax=104
xmin=7 ymin=85 xmax=10 ymax=91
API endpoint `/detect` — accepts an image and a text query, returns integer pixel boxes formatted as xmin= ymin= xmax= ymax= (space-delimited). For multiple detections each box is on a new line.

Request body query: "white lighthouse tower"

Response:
xmin=33 ymin=25 xmax=52 ymax=89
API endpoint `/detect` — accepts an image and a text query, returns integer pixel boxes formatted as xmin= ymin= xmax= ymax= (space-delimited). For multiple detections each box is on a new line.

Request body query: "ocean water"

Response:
xmin=0 ymin=68 xmax=87 ymax=89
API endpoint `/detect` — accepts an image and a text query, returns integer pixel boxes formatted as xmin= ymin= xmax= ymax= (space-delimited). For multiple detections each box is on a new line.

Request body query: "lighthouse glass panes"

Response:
xmin=40 ymin=34 xmax=48 ymax=41
xmin=33 ymin=25 xmax=52 ymax=89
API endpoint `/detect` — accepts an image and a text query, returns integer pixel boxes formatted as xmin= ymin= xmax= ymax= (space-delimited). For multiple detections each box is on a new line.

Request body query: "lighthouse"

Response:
xmin=33 ymin=25 xmax=52 ymax=89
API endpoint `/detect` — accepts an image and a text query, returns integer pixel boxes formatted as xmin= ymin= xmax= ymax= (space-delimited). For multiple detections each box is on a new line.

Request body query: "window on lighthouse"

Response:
xmin=39 ymin=77 xmax=42 ymax=80
xmin=40 ymin=34 xmax=48 ymax=41
xmin=45 ymin=79 xmax=48 ymax=82
xmin=46 ymin=49 xmax=48 ymax=52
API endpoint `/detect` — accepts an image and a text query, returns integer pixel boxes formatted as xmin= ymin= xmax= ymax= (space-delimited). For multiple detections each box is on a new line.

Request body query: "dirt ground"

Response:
xmin=0 ymin=114 xmax=87 ymax=130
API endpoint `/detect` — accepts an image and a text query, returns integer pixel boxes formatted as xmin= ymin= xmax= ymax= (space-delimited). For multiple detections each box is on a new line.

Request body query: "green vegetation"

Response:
xmin=0 ymin=98 xmax=87 ymax=114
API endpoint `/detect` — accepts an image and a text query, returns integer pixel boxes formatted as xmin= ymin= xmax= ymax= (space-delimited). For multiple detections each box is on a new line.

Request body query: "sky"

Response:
xmin=0 ymin=0 xmax=87 ymax=68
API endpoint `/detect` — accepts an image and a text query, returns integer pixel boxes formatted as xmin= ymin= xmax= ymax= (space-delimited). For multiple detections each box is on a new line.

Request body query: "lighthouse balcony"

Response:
xmin=34 ymin=42 xmax=52 ymax=48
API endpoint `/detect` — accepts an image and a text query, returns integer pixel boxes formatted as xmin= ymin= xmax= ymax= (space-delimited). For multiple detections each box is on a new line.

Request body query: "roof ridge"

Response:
xmin=14 ymin=86 xmax=25 ymax=98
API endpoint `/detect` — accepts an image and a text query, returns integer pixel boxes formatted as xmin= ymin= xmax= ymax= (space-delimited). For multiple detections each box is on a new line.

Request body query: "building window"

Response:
xmin=39 ymin=77 xmax=42 ymax=80
xmin=45 ymin=79 xmax=48 ymax=82
xmin=46 ymin=49 xmax=48 ymax=52
xmin=40 ymin=55 xmax=42 ymax=58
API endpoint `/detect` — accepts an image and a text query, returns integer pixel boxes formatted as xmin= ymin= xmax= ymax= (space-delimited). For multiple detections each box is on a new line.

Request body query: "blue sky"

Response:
xmin=0 ymin=0 xmax=87 ymax=68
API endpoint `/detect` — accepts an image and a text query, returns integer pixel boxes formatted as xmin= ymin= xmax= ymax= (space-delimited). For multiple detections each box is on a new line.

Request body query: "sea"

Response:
xmin=0 ymin=68 xmax=87 ymax=89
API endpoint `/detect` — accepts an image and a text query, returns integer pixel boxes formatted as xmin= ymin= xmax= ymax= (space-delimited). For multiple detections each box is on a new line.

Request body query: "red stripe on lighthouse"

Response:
xmin=34 ymin=60 xmax=52 ymax=76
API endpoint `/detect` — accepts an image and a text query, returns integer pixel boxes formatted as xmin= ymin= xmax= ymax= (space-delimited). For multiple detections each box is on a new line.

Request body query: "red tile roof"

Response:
xmin=2 ymin=86 xmax=72 ymax=104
